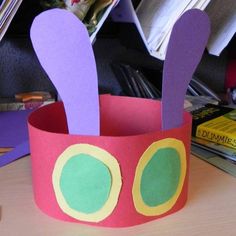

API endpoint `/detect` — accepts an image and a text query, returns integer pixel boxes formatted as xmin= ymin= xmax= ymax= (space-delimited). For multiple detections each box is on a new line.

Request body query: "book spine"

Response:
xmin=196 ymin=125 xmax=236 ymax=150
xmin=0 ymin=100 xmax=54 ymax=111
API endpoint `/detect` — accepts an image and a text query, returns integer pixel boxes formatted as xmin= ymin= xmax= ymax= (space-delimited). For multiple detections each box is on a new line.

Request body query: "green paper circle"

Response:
xmin=140 ymin=148 xmax=181 ymax=207
xmin=60 ymin=154 xmax=111 ymax=214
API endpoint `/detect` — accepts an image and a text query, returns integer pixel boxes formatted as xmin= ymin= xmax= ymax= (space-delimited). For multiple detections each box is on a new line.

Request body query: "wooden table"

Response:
xmin=1 ymin=155 xmax=236 ymax=236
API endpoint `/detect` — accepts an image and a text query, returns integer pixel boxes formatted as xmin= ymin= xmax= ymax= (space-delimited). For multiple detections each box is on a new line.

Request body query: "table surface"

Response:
xmin=0 ymin=155 xmax=236 ymax=236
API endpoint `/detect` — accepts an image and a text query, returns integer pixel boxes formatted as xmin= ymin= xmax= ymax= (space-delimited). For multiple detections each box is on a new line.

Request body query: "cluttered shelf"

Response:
xmin=1 ymin=0 xmax=235 ymax=98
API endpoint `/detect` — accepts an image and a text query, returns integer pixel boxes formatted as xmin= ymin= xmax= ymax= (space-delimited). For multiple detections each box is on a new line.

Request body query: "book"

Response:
xmin=191 ymin=144 xmax=236 ymax=178
xmin=112 ymin=0 xmax=236 ymax=60
xmin=111 ymin=63 xmax=161 ymax=99
xmin=40 ymin=0 xmax=120 ymax=43
xmin=192 ymin=136 xmax=236 ymax=162
xmin=0 ymin=0 xmax=119 ymax=42
xmin=0 ymin=91 xmax=56 ymax=111
xmin=204 ymin=0 xmax=236 ymax=56
xmin=0 ymin=99 xmax=55 ymax=111
xmin=0 ymin=0 xmax=23 ymax=41
xmin=191 ymin=104 xmax=236 ymax=149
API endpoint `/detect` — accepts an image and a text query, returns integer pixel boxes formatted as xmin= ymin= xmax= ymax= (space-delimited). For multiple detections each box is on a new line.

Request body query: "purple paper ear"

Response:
xmin=30 ymin=9 xmax=100 ymax=136
xmin=162 ymin=9 xmax=210 ymax=130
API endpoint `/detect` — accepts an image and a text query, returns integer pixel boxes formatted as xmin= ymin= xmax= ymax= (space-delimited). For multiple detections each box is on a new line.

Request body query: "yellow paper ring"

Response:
xmin=52 ymin=144 xmax=122 ymax=222
xmin=132 ymin=138 xmax=186 ymax=216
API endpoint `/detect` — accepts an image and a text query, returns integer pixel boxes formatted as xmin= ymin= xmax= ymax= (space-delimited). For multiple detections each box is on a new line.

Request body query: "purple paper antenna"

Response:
xmin=30 ymin=9 xmax=100 ymax=136
xmin=162 ymin=9 xmax=210 ymax=130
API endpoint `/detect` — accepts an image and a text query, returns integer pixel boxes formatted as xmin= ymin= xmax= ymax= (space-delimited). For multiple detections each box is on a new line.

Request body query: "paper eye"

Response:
xmin=132 ymin=138 xmax=187 ymax=216
xmin=52 ymin=144 xmax=122 ymax=222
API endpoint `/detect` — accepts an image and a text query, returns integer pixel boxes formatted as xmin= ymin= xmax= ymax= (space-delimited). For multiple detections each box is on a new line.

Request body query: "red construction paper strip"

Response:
xmin=28 ymin=96 xmax=192 ymax=227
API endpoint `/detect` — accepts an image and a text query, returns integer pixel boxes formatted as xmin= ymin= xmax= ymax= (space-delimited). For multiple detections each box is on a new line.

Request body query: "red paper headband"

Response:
xmin=29 ymin=8 xmax=209 ymax=227
xmin=28 ymin=96 xmax=192 ymax=227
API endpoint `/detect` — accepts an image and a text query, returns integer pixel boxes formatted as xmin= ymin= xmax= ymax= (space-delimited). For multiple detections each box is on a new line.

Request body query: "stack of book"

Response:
xmin=190 ymin=103 xmax=236 ymax=177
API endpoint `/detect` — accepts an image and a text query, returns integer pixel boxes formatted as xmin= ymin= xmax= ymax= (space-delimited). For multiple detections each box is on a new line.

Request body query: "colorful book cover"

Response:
xmin=191 ymin=104 xmax=236 ymax=149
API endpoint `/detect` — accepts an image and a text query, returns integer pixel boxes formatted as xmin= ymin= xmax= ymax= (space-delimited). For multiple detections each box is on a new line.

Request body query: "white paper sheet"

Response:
xmin=136 ymin=0 xmax=194 ymax=50
xmin=206 ymin=0 xmax=236 ymax=56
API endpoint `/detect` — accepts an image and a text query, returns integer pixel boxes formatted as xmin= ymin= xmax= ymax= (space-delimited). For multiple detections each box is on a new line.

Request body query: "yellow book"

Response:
xmin=191 ymin=104 xmax=236 ymax=149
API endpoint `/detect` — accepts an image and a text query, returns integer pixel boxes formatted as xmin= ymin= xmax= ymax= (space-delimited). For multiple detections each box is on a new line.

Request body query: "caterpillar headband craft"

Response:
xmin=29 ymin=8 xmax=210 ymax=227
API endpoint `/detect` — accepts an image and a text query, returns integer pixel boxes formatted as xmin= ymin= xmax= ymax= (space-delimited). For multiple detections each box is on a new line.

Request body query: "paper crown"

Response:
xmin=28 ymin=8 xmax=210 ymax=227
